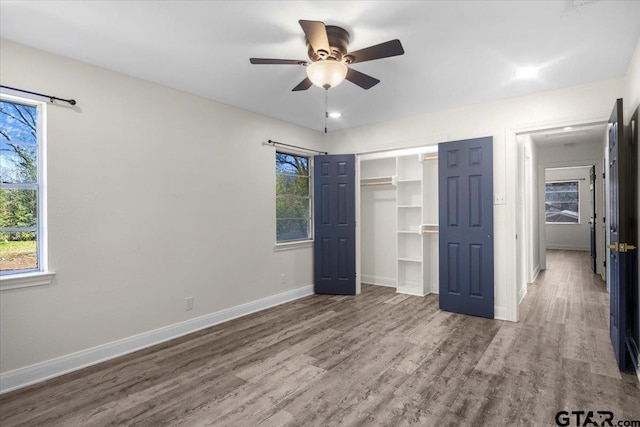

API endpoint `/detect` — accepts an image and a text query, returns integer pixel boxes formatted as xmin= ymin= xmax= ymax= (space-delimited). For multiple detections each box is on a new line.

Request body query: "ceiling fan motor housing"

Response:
xmin=306 ymin=25 xmax=352 ymax=63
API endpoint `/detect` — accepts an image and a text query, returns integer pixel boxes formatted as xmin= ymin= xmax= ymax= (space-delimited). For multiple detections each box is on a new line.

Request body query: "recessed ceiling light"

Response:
xmin=328 ymin=112 xmax=342 ymax=118
xmin=564 ymin=126 xmax=573 ymax=131
xmin=515 ymin=66 xmax=540 ymax=80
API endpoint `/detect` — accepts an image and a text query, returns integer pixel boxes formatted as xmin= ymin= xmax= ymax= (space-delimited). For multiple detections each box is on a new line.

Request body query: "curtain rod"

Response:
xmin=0 ymin=85 xmax=77 ymax=106
xmin=266 ymin=139 xmax=327 ymax=155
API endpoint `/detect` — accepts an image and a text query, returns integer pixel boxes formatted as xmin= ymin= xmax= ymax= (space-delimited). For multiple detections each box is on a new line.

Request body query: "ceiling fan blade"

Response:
xmin=292 ymin=78 xmax=313 ymax=91
xmin=345 ymin=68 xmax=380 ymax=90
xmin=299 ymin=20 xmax=330 ymax=56
xmin=250 ymin=58 xmax=308 ymax=65
xmin=347 ymin=39 xmax=405 ymax=64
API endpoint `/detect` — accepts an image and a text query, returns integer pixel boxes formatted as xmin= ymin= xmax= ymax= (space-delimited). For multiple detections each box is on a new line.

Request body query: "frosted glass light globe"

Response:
xmin=306 ymin=60 xmax=348 ymax=89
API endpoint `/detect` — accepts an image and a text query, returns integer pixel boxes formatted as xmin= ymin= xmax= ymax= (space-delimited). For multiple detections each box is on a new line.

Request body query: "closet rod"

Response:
xmin=1 ymin=85 xmax=77 ymax=105
xmin=266 ymin=139 xmax=327 ymax=155
xmin=422 ymin=230 xmax=439 ymax=234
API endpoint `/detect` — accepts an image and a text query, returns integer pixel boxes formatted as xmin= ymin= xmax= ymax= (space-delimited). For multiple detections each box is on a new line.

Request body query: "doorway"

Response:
xmin=357 ymin=146 xmax=439 ymax=297
xmin=513 ymin=122 xmax=608 ymax=315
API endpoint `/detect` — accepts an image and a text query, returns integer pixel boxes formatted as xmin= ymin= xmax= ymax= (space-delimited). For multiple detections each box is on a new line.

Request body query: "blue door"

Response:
xmin=314 ymin=155 xmax=356 ymax=295
xmin=438 ymin=137 xmax=494 ymax=318
xmin=608 ymin=98 xmax=637 ymax=371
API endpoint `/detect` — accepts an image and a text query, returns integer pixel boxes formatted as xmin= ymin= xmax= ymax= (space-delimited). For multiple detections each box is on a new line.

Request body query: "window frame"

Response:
xmin=274 ymin=150 xmax=313 ymax=248
xmin=0 ymin=93 xmax=53 ymax=289
xmin=544 ymin=179 xmax=580 ymax=225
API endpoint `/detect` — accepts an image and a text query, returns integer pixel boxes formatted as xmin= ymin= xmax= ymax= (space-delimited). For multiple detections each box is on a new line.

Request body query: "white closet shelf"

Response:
xmin=360 ymin=176 xmax=397 ymax=187
xmin=397 ymin=178 xmax=421 ymax=183
xmin=398 ymin=257 xmax=422 ymax=263
xmin=398 ymin=230 xmax=422 ymax=234
xmin=397 ymin=205 xmax=421 ymax=209
xmin=420 ymin=153 xmax=438 ymax=162
xmin=421 ymin=224 xmax=439 ymax=234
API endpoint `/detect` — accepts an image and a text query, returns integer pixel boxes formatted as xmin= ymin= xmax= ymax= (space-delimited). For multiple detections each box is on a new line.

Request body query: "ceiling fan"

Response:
xmin=250 ymin=20 xmax=405 ymax=91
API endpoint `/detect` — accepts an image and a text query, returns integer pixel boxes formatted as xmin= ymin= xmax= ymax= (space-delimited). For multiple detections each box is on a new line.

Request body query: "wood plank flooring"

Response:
xmin=1 ymin=250 xmax=639 ymax=426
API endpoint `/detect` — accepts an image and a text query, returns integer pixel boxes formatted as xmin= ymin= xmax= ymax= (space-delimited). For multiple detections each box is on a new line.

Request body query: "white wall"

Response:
xmin=625 ymin=38 xmax=640 ymax=122
xmin=359 ymin=156 xmax=397 ymax=286
xmin=360 ymin=186 xmax=397 ymax=286
xmin=544 ymin=167 xmax=592 ymax=251
xmin=326 ymin=77 xmax=624 ymax=322
xmin=0 ymin=40 xmax=324 ymax=374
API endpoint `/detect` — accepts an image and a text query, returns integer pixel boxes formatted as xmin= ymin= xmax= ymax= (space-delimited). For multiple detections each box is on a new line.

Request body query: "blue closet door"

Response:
xmin=313 ymin=154 xmax=356 ymax=295
xmin=438 ymin=137 xmax=494 ymax=318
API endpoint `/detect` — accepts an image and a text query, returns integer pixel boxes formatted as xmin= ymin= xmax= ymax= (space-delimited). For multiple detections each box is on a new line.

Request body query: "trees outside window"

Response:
xmin=0 ymin=98 xmax=42 ymax=273
xmin=276 ymin=152 xmax=311 ymax=242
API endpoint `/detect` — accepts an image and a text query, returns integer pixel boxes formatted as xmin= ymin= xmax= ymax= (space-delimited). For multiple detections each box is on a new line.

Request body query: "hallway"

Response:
xmin=515 ymin=249 xmax=639 ymax=418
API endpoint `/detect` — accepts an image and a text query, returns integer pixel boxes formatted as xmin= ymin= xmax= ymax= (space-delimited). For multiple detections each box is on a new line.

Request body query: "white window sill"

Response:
xmin=0 ymin=271 xmax=55 ymax=291
xmin=274 ymin=240 xmax=314 ymax=252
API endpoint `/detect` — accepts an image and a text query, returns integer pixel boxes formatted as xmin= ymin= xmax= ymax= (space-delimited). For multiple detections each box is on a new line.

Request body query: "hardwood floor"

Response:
xmin=1 ymin=250 xmax=639 ymax=426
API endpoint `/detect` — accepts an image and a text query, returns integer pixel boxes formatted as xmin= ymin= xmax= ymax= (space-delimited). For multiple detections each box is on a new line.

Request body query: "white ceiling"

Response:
xmin=1 ymin=1 xmax=639 ymax=132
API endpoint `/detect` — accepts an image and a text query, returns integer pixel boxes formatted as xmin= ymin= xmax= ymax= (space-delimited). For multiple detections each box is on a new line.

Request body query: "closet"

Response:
xmin=359 ymin=147 xmax=439 ymax=296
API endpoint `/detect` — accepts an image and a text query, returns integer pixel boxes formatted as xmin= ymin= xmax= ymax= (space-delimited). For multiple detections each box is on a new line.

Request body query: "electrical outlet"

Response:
xmin=185 ymin=297 xmax=194 ymax=311
xmin=281 ymin=274 xmax=286 ymax=285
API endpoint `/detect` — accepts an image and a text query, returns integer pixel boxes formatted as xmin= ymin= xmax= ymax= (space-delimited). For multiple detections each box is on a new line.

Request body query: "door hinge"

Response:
xmin=609 ymin=242 xmax=637 ymax=252
xmin=602 ymin=173 xmax=606 ymax=179
xmin=603 ymin=260 xmax=606 ymax=268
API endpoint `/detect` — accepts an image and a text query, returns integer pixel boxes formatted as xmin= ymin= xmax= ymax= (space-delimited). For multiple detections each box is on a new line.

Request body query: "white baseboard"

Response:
xmin=361 ymin=274 xmax=396 ymax=287
xmin=518 ymin=285 xmax=528 ymax=305
xmin=530 ymin=264 xmax=541 ymax=282
xmin=429 ymin=281 xmax=439 ymax=294
xmin=0 ymin=285 xmax=314 ymax=395
xmin=494 ymin=306 xmax=509 ymax=321
xmin=545 ymin=245 xmax=590 ymax=251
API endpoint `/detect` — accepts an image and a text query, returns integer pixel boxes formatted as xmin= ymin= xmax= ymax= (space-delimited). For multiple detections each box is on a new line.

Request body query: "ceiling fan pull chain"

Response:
xmin=324 ymin=87 xmax=328 ymax=134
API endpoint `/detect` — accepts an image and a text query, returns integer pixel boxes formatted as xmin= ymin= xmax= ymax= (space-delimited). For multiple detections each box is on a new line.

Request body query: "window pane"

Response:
xmin=0 ymin=231 xmax=38 ymax=272
xmin=1 ymin=99 xmax=41 ymax=275
xmin=277 ymin=219 xmax=309 ymax=242
xmin=276 ymin=174 xmax=309 ymax=196
xmin=545 ymin=181 xmax=579 ymax=223
xmin=276 ymin=151 xmax=311 ymax=242
xmin=1 ymin=142 xmax=38 ymax=184
xmin=276 ymin=153 xmax=309 ymax=175
xmin=0 ymin=188 xmax=38 ymax=228
xmin=276 ymin=197 xmax=310 ymax=219
xmin=0 ymin=101 xmax=38 ymax=144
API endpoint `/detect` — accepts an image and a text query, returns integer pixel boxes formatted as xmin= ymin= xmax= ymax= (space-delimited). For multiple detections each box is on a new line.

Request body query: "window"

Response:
xmin=545 ymin=180 xmax=579 ymax=223
xmin=0 ymin=97 xmax=46 ymax=276
xmin=276 ymin=152 xmax=311 ymax=243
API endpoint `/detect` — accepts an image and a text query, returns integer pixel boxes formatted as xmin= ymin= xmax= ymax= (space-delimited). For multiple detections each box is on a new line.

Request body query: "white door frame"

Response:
xmin=505 ymin=113 xmax=609 ymax=321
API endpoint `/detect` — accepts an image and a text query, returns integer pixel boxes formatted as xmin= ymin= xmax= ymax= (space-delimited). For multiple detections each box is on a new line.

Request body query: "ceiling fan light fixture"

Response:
xmin=306 ymin=60 xmax=348 ymax=89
